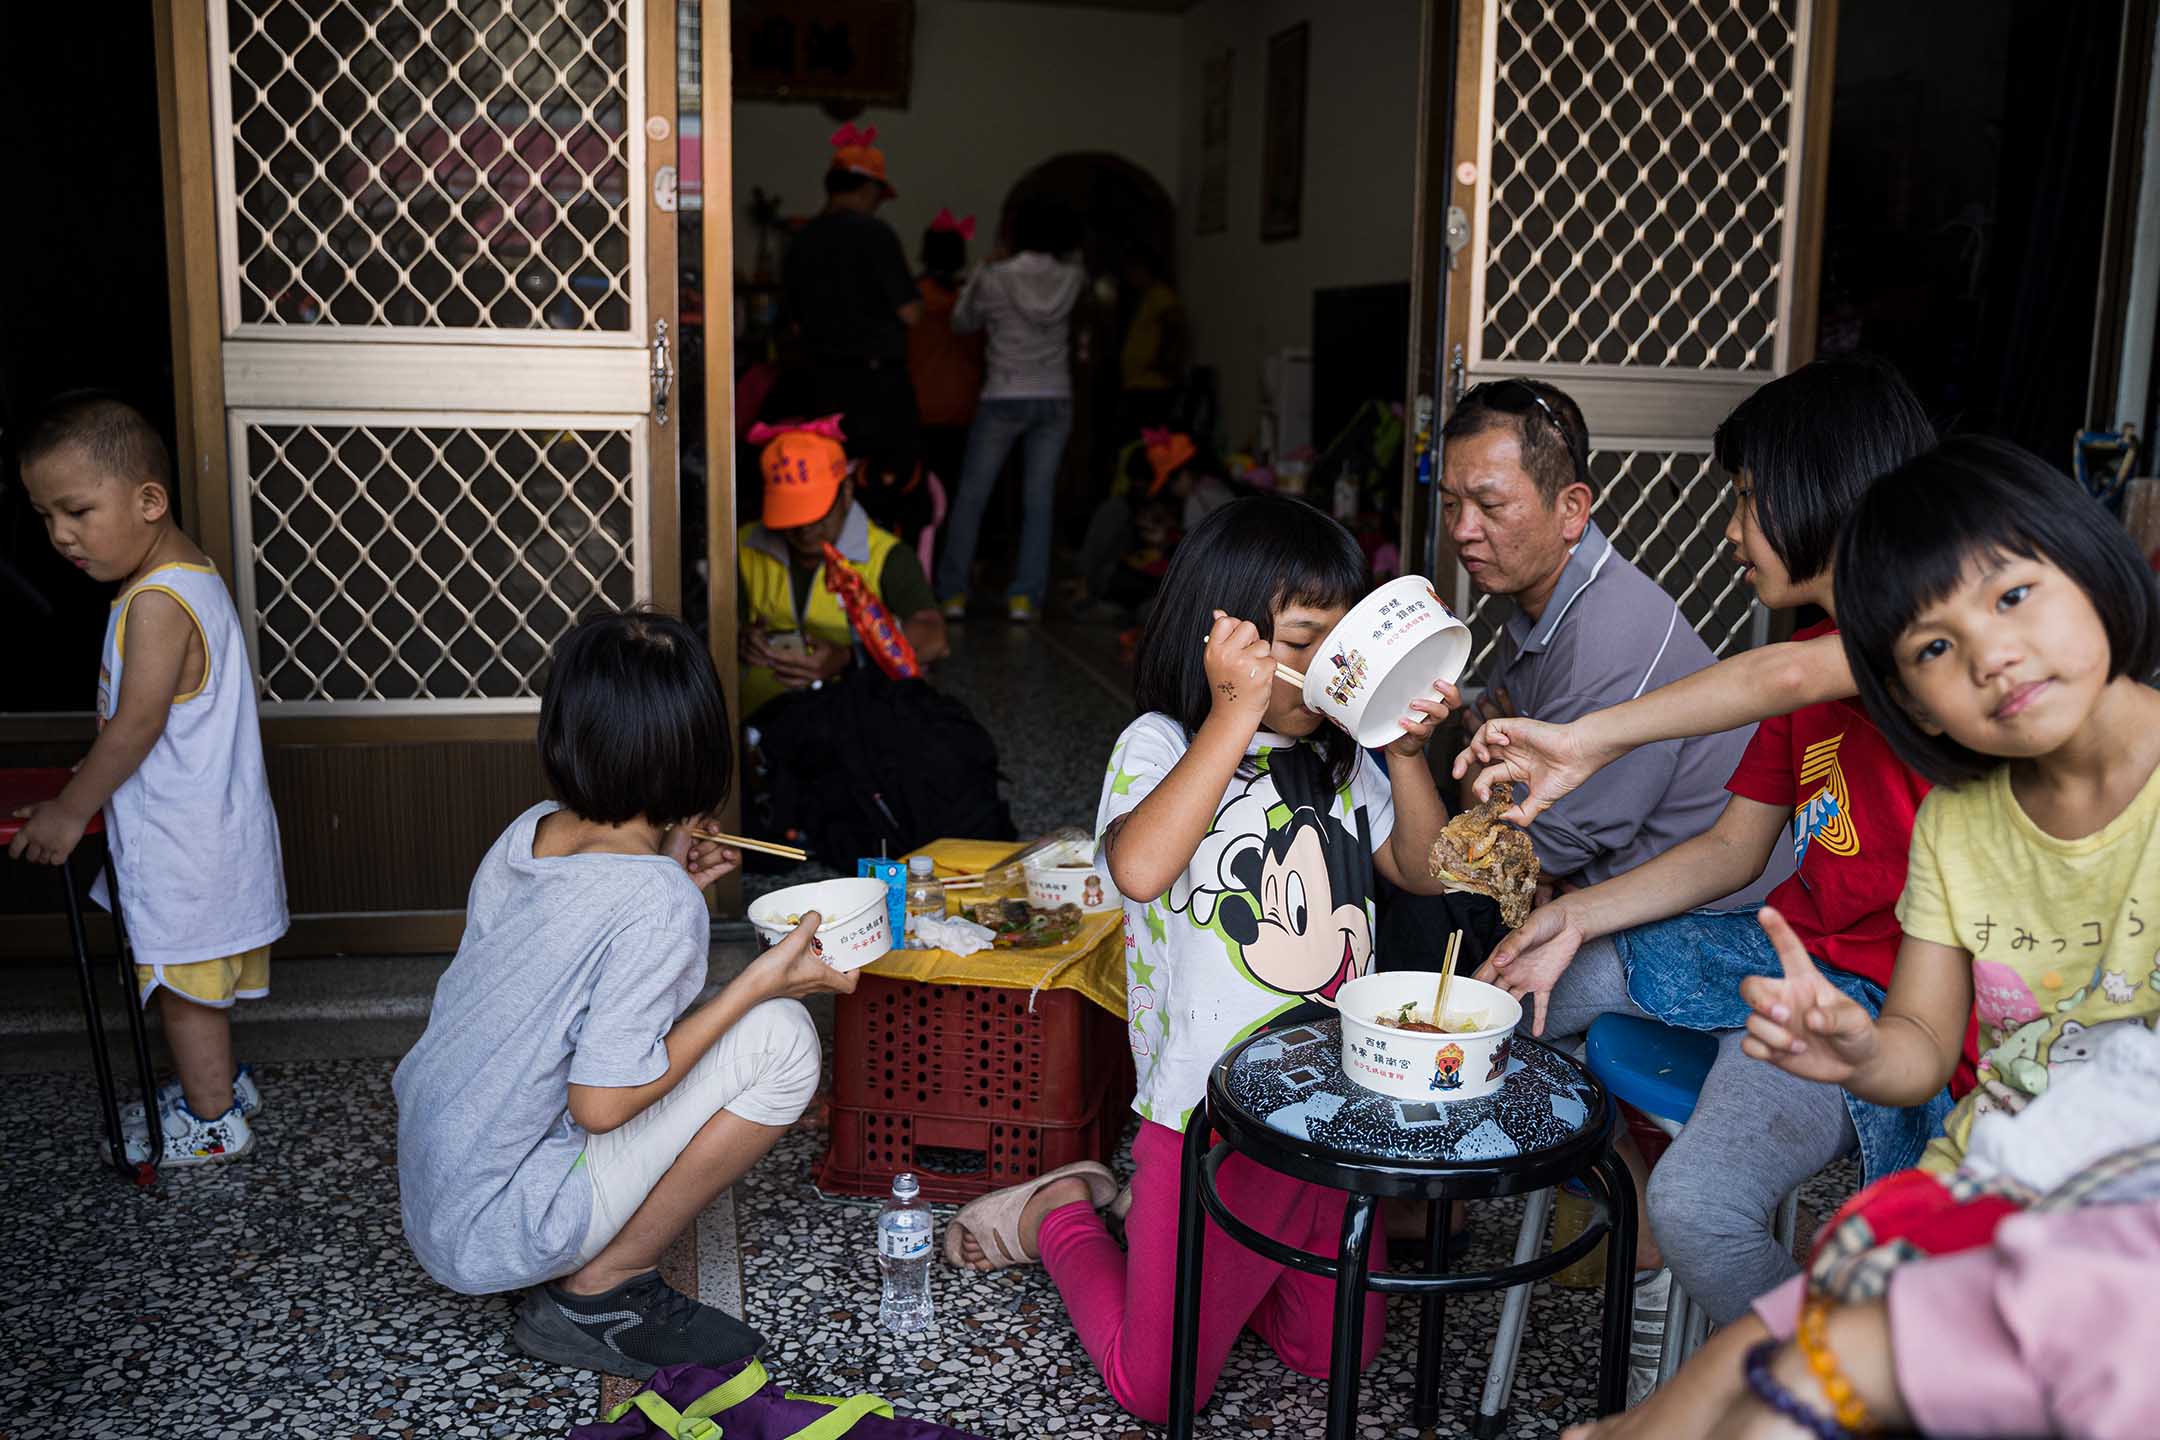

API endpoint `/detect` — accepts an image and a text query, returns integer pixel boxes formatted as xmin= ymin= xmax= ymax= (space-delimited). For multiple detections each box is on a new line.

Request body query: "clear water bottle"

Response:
xmin=878 ymin=1172 xmax=935 ymax=1333
xmin=902 ymin=856 xmax=946 ymax=949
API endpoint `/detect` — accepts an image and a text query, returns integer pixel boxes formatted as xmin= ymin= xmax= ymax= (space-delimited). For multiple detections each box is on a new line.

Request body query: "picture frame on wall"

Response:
xmin=1197 ymin=51 xmax=1232 ymax=236
xmin=1260 ymin=22 xmax=1308 ymax=242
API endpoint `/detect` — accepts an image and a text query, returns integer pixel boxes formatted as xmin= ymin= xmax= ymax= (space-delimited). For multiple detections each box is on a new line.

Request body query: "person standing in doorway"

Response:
xmin=935 ymin=195 xmax=1085 ymax=623
xmin=780 ymin=126 xmax=922 ymax=519
xmin=906 ymin=209 xmax=985 ymax=527
xmin=1117 ymin=246 xmax=1185 ymax=440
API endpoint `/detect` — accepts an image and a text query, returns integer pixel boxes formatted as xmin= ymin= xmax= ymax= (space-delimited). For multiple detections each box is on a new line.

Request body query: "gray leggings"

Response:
xmin=1543 ymin=936 xmax=1856 ymax=1323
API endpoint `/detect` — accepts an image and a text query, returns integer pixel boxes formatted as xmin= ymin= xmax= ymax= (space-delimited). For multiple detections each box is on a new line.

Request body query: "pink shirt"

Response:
xmin=1754 ymin=1202 xmax=2160 ymax=1438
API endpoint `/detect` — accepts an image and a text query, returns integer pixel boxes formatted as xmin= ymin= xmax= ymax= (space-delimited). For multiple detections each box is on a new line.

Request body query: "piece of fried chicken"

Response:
xmin=1427 ymin=794 xmax=1540 ymax=929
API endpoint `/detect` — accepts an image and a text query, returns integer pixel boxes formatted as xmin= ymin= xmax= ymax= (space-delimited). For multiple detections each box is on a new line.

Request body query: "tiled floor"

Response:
xmin=4 ymin=620 xmax=1863 ymax=1437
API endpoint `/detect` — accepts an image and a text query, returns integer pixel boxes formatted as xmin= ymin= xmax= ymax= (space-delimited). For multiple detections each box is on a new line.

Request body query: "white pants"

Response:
xmin=572 ymin=997 xmax=820 ymax=1267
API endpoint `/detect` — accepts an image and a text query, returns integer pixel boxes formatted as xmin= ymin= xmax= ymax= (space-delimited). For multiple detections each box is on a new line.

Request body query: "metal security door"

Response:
xmin=1440 ymin=0 xmax=1829 ymax=676
xmin=183 ymin=0 xmax=680 ymax=943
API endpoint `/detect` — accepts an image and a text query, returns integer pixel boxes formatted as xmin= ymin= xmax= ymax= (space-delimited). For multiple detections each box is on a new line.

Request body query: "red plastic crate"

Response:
xmin=816 ymin=974 xmax=1136 ymax=1202
xmin=831 ymin=973 xmax=1131 ymax=1125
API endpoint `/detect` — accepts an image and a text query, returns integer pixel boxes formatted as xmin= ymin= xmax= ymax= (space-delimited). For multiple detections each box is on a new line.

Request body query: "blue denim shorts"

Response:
xmin=1613 ymin=909 xmax=1953 ymax=1183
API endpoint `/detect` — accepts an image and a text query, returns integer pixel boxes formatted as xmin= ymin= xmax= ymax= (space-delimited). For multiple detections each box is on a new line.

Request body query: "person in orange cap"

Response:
xmin=736 ymin=416 xmax=947 ymax=718
xmin=777 ymin=126 xmax=923 ymax=528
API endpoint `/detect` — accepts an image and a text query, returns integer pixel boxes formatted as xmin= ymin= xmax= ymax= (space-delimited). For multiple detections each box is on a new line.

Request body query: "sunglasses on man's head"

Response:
xmin=1458 ymin=379 xmax=1566 ymax=432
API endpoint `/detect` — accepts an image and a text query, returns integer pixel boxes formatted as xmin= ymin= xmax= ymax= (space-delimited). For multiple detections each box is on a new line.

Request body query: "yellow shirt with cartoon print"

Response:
xmin=1897 ymin=758 xmax=2160 ymax=1174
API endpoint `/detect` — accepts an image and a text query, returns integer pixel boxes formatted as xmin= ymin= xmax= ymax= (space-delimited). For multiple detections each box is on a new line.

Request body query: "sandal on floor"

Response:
xmin=942 ymin=1160 xmax=1118 ymax=1270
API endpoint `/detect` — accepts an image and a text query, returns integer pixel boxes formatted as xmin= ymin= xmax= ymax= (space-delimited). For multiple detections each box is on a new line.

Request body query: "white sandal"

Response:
xmin=942 ymin=1160 xmax=1117 ymax=1270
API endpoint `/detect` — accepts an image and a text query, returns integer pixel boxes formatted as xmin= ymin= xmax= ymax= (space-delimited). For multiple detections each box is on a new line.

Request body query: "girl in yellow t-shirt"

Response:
xmin=1740 ymin=436 xmax=2160 ymax=1171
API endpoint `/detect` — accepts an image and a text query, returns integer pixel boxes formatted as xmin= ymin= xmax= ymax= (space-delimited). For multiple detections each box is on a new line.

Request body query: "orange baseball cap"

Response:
xmin=754 ymin=417 xmax=851 ymax=528
xmin=1144 ymin=429 xmax=1197 ymax=497
xmin=829 ymin=123 xmax=896 ymax=199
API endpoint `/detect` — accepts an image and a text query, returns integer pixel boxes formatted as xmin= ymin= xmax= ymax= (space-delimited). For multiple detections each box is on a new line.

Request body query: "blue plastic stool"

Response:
xmin=1586 ymin=1014 xmax=1720 ymax=1124
xmin=1585 ymin=1014 xmax=1799 ymax=1383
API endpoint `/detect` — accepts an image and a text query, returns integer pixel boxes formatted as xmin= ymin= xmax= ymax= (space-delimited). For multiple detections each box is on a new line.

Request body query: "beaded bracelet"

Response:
xmin=1797 ymin=1293 xmax=1879 ymax=1434
xmin=1743 ymin=1338 xmax=1855 ymax=1440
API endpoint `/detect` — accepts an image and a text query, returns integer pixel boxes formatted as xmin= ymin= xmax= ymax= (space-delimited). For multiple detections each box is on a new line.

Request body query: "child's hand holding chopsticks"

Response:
xmin=666 ymin=817 xmax=742 ymax=889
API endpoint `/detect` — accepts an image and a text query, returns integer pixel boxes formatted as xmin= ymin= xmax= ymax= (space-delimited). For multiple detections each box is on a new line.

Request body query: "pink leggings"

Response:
xmin=1036 ymin=1119 xmax=1386 ymax=1424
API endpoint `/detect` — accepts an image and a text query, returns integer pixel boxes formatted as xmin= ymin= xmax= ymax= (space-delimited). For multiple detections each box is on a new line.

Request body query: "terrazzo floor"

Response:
xmin=2 ymin=1055 xmax=1855 ymax=1439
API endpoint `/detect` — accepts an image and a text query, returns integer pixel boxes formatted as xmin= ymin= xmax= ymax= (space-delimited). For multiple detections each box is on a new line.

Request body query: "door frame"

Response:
xmin=123 ymin=0 xmax=698 ymax=952
xmin=1402 ymin=0 xmax=1840 ymax=652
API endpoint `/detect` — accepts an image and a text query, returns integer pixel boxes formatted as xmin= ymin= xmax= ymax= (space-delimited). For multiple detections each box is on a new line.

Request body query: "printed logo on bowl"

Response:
xmin=1323 ymin=648 xmax=1369 ymax=705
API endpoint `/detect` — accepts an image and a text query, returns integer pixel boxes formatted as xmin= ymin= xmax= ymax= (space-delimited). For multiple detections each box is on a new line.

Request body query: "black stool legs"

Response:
xmin=1593 ymin=1148 xmax=1639 ymax=1416
xmin=1168 ymin=1089 xmax=1638 ymax=1434
xmin=57 ymin=852 xmax=159 ymax=1183
xmin=59 ymin=853 xmax=127 ymax=1177
xmin=1324 ymin=1194 xmax=1379 ymax=1437
xmin=1167 ymin=1100 xmax=1211 ymax=1440
xmin=1413 ymin=1198 xmax=1450 ymax=1431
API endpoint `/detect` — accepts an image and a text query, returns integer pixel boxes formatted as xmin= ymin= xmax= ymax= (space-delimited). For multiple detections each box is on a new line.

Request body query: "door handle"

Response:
xmin=651 ymin=318 xmax=674 ymax=427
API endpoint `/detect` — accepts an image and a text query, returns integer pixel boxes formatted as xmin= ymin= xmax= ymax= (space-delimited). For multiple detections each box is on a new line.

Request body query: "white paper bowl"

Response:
xmin=1334 ymin=970 xmax=1523 ymax=1102
xmin=1023 ymin=838 xmax=1122 ymax=913
xmin=1304 ymin=575 xmax=1472 ymax=749
xmin=746 ymin=876 xmax=893 ymax=971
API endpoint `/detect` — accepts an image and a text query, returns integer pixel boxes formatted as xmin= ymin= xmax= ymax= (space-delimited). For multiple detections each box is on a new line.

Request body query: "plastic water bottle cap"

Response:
xmin=893 ymin=1172 xmax=920 ymax=1200
xmin=908 ymin=856 xmax=935 ymax=877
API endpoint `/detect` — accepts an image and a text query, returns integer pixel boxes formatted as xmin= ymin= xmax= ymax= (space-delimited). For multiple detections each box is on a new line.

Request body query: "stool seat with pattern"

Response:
xmin=1167 ymin=1016 xmax=1638 ymax=1439
xmin=1474 ymin=1013 xmax=1800 ymax=1428
xmin=0 ymin=767 xmax=161 ymax=1184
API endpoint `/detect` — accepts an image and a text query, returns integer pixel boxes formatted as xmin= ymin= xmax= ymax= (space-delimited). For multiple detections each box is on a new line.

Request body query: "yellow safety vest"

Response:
xmin=737 ymin=508 xmax=903 ymax=717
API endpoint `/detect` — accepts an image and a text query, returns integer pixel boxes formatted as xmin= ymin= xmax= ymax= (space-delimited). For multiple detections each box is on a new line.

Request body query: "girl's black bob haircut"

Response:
xmin=1836 ymin=435 xmax=2160 ymax=787
xmin=540 ymin=609 xmax=734 ymax=826
xmin=1132 ymin=496 xmax=1371 ymax=788
xmin=1713 ymin=355 xmax=1936 ymax=585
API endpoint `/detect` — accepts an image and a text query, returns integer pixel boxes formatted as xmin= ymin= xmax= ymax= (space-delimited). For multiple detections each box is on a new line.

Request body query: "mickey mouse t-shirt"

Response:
xmin=1096 ymin=712 xmax=1396 ymax=1132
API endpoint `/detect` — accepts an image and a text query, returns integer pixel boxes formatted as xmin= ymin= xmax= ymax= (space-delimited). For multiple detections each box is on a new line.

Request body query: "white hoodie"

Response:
xmin=952 ymin=251 xmax=1085 ymax=400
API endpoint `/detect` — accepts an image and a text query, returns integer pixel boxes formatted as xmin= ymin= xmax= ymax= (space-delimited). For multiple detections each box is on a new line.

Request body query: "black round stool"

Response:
xmin=1166 ymin=1017 xmax=1636 ymax=1438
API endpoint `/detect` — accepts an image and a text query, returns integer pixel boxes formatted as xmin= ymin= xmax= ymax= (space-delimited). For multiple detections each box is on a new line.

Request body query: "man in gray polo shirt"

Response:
xmin=1436 ymin=379 xmax=1790 ymax=908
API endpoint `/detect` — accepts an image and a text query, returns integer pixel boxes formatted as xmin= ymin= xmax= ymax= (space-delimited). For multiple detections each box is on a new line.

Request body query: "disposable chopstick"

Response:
xmin=688 ymin=829 xmax=808 ymax=862
xmin=1433 ymin=930 xmax=1463 ymax=1025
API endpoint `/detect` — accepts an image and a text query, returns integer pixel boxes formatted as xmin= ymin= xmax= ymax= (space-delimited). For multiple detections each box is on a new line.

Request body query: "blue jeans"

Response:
xmin=935 ymin=396 xmax=1073 ymax=604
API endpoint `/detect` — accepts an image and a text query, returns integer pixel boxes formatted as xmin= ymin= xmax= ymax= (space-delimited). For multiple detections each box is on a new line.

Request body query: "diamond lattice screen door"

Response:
xmin=1437 ymin=0 xmax=1831 ymax=680
xmin=174 ymin=0 xmax=682 ymax=944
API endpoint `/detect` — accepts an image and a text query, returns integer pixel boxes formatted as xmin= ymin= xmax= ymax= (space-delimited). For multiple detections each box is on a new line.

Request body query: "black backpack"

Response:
xmin=752 ymin=666 xmax=1016 ymax=867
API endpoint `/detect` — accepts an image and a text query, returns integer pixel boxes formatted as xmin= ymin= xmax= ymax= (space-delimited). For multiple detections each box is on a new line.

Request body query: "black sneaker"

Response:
xmin=512 ymin=1270 xmax=766 ymax=1378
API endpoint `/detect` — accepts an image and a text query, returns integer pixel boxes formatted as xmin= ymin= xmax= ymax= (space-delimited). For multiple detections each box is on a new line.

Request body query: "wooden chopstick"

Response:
xmin=688 ymin=828 xmax=808 ymax=862
xmin=1433 ymin=930 xmax=1463 ymax=1025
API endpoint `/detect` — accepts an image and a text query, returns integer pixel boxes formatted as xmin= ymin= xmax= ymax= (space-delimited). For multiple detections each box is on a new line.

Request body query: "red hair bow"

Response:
xmin=746 ymin=414 xmax=847 ymax=445
xmin=1140 ymin=426 xmax=1174 ymax=447
xmin=830 ymin=123 xmax=878 ymax=150
xmin=930 ymin=209 xmax=976 ymax=240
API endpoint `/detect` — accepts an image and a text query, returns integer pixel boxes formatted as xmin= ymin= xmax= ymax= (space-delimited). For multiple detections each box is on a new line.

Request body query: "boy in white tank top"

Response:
xmin=12 ymin=396 xmax=288 ymax=1165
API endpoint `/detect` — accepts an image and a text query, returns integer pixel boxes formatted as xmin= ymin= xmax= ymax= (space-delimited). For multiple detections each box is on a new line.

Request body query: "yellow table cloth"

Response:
xmin=861 ymin=838 xmax=1126 ymax=1017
